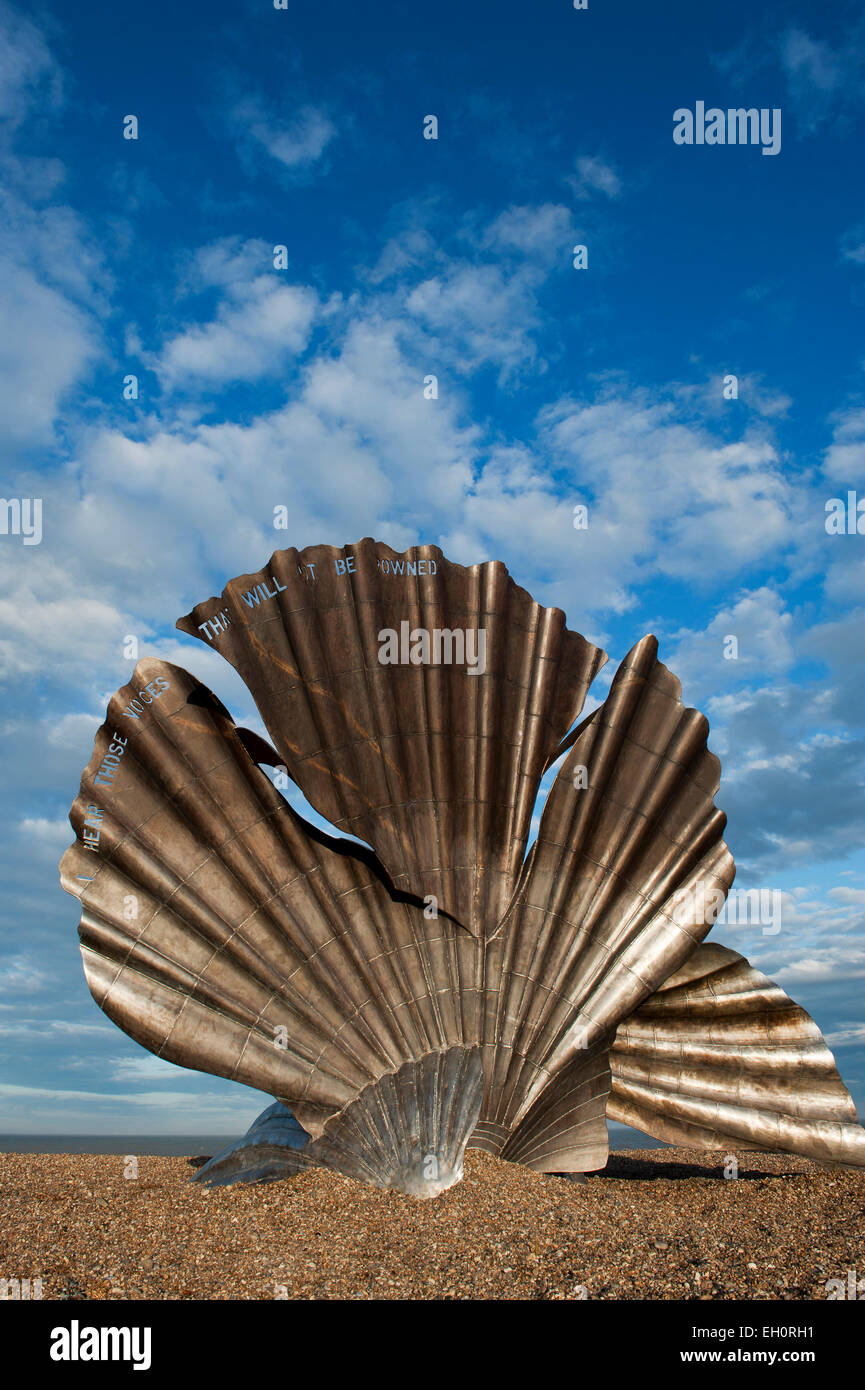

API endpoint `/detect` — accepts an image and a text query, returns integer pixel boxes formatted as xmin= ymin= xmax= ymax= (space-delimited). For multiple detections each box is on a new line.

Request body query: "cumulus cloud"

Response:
xmin=402 ymin=205 xmax=579 ymax=381
xmin=664 ymin=587 xmax=794 ymax=700
xmin=406 ymin=261 xmax=550 ymax=378
xmin=0 ymin=1018 xmax=111 ymax=1038
xmin=18 ymin=817 xmax=71 ymax=847
xmin=0 ymin=565 xmax=136 ymax=683
xmin=707 ymin=673 xmax=865 ymax=876
xmin=157 ymin=275 xmax=318 ymax=387
xmin=362 ymin=203 xmax=579 ymax=381
xmin=822 ymin=406 xmax=865 ymax=481
xmin=530 ymin=391 xmax=795 ymax=587
xmin=0 ymin=265 xmax=100 ymax=448
xmin=825 ymin=1024 xmax=865 ymax=1047
xmin=774 ymin=951 xmax=865 ymax=984
xmin=0 ymin=9 xmax=106 ymax=453
xmin=110 ymin=1055 xmax=189 ymax=1082
xmin=829 ymin=887 xmax=865 ymax=905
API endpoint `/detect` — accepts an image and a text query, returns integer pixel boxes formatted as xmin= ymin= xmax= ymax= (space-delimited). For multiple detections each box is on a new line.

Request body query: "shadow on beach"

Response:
xmin=592 ymin=1153 xmax=809 ymax=1182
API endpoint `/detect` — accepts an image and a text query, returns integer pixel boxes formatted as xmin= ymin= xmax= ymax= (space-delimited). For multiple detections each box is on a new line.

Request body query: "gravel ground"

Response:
xmin=1 ymin=1147 xmax=862 ymax=1300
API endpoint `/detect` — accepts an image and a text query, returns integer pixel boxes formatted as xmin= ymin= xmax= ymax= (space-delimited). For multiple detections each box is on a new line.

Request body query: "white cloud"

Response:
xmin=822 ymin=406 xmax=865 ymax=480
xmin=182 ymin=235 xmax=274 ymax=292
xmin=366 ymin=204 xmax=579 ymax=380
xmin=716 ymin=24 xmax=865 ymax=136
xmin=406 ymin=261 xmax=547 ymax=377
xmin=663 ymin=587 xmax=794 ymax=700
xmin=233 ymin=98 xmax=336 ymax=171
xmin=157 ymin=276 xmax=318 ymax=387
xmin=0 ymin=1019 xmax=112 ymax=1038
xmin=780 ymin=28 xmax=842 ymax=106
xmin=0 ymin=1080 xmax=266 ymax=1133
xmin=46 ymin=711 xmax=102 ymax=748
xmin=0 ymin=955 xmax=49 ymax=994
xmin=829 ymin=887 xmax=865 ymax=905
xmin=364 ymin=225 xmax=439 ymax=285
xmin=0 ymin=568 xmax=133 ymax=682
xmin=536 ymin=392 xmax=793 ymax=583
xmin=482 ymin=202 xmax=577 ymax=260
xmin=732 ymin=375 xmax=792 ymax=419
xmin=0 ymin=260 xmax=100 ymax=449
xmin=774 ymin=951 xmax=865 ymax=984
xmin=567 ymin=155 xmax=622 ymax=200
xmin=18 ymin=816 xmax=70 ymax=847
xmin=110 ymin=1055 xmax=188 ymax=1082
xmin=0 ymin=12 xmax=107 ymax=453
xmin=0 ymin=1 xmax=62 ymax=124
xmin=840 ymin=226 xmax=865 ymax=265
xmin=778 ymin=25 xmax=865 ymax=133
xmin=825 ymin=1024 xmax=865 ymax=1047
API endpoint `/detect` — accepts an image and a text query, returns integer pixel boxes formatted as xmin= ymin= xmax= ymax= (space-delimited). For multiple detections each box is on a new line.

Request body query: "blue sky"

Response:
xmin=1 ymin=0 xmax=864 ymax=1136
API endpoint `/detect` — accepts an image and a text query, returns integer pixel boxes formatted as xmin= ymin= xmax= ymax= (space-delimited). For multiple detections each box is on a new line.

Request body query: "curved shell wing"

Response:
xmin=472 ymin=1039 xmax=612 ymax=1173
xmin=473 ymin=636 xmax=735 ymax=1167
xmin=608 ymin=941 xmax=865 ymax=1165
xmin=59 ymin=658 xmax=482 ymax=1144
xmin=176 ymin=540 xmax=607 ymax=938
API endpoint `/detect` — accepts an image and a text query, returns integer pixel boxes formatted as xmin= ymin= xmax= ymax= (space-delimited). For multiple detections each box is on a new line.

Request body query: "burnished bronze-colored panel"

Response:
xmin=176 ymin=540 xmax=606 ymax=939
xmin=473 ymin=636 xmax=735 ymax=1166
xmin=607 ymin=942 xmax=865 ymax=1165
xmin=496 ymin=1039 xmax=612 ymax=1173
xmin=59 ymin=658 xmax=483 ymax=1141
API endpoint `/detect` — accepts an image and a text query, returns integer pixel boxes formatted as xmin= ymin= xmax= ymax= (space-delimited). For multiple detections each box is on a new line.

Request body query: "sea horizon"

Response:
xmin=0 ymin=1128 xmax=667 ymax=1156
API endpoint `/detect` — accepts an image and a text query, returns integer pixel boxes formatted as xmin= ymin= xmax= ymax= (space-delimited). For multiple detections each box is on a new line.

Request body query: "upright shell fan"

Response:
xmin=176 ymin=539 xmax=606 ymax=940
xmin=59 ymin=541 xmax=865 ymax=1196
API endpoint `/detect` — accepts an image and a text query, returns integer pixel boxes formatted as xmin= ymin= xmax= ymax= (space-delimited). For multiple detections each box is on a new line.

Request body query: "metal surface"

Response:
xmin=472 ymin=633 xmax=735 ymax=1171
xmin=608 ymin=942 xmax=865 ymax=1165
xmin=58 ymin=540 xmax=865 ymax=1195
xmin=192 ymin=1102 xmax=315 ymax=1187
xmin=194 ymin=1051 xmax=484 ymax=1197
xmin=176 ymin=539 xmax=606 ymax=940
xmin=59 ymin=658 xmax=483 ymax=1146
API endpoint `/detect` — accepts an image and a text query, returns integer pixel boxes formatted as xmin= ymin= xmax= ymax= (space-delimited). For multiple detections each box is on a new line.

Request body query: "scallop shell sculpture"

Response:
xmin=59 ymin=541 xmax=865 ymax=1196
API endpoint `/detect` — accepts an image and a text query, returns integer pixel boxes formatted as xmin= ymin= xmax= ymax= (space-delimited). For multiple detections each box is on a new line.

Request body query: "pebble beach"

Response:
xmin=1 ymin=1147 xmax=862 ymax=1301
